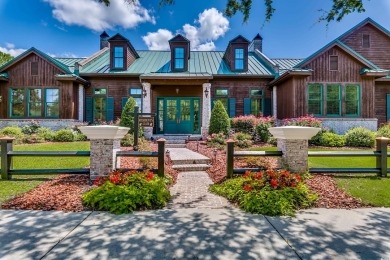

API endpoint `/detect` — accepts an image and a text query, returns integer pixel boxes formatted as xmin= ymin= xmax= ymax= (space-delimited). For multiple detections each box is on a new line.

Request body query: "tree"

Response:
xmin=97 ymin=0 xmax=366 ymax=24
xmin=209 ymin=100 xmax=230 ymax=135
xmin=0 ymin=51 xmax=13 ymax=66
xmin=120 ymin=96 xmax=143 ymax=135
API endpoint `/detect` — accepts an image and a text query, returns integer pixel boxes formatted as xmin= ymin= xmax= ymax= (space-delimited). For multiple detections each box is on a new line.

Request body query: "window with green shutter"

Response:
xmin=93 ymin=88 xmax=107 ymax=121
xmin=28 ymin=88 xmax=42 ymax=117
xmin=250 ymin=88 xmax=263 ymax=116
xmin=10 ymin=88 xmax=25 ymax=117
xmin=326 ymin=84 xmax=341 ymax=116
xmin=307 ymin=84 xmax=322 ymax=116
xmin=345 ymin=84 xmax=360 ymax=116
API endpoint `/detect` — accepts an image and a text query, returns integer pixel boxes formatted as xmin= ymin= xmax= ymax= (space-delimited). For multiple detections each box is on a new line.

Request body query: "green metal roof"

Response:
xmin=54 ymin=57 xmax=85 ymax=72
xmin=0 ymin=72 xmax=9 ymax=79
xmin=80 ymin=49 xmax=274 ymax=76
xmin=271 ymin=58 xmax=303 ymax=75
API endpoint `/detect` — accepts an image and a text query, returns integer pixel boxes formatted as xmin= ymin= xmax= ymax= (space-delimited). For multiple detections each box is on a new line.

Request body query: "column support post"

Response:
xmin=201 ymin=82 xmax=211 ymax=139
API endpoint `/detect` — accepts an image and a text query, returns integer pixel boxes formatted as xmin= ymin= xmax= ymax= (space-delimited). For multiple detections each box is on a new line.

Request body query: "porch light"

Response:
xmin=176 ymin=88 xmax=179 ymax=94
xmin=143 ymin=88 xmax=147 ymax=98
xmin=204 ymin=88 xmax=209 ymax=98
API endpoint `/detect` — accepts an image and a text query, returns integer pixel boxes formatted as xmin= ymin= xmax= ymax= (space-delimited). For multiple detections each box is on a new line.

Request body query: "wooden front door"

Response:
xmin=159 ymin=97 xmax=200 ymax=134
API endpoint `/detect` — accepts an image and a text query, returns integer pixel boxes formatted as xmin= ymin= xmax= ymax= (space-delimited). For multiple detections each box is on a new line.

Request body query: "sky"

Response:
xmin=1 ymin=0 xmax=390 ymax=59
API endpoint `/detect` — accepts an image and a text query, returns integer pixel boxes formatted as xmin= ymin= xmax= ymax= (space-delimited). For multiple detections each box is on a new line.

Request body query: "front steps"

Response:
xmin=152 ymin=134 xmax=202 ymax=149
xmin=166 ymin=147 xmax=211 ymax=172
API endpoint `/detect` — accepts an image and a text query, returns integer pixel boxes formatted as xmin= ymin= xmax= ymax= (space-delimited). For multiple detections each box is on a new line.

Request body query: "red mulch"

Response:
xmin=2 ymin=175 xmax=90 ymax=212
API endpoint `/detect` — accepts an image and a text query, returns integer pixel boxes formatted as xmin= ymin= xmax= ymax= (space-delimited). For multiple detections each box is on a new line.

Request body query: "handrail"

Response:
xmin=8 ymin=151 xmax=90 ymax=157
xmin=116 ymin=151 xmax=158 ymax=157
xmin=308 ymin=151 xmax=381 ymax=157
xmin=234 ymin=151 xmax=283 ymax=157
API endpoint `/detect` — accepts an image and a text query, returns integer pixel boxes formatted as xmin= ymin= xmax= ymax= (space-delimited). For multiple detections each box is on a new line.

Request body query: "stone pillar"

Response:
xmin=201 ymin=83 xmax=211 ymax=139
xmin=78 ymin=84 xmax=84 ymax=122
xmin=272 ymin=86 xmax=277 ymax=118
xmin=142 ymin=82 xmax=153 ymax=140
xmin=90 ymin=139 xmax=120 ymax=180
xmin=277 ymin=139 xmax=308 ymax=173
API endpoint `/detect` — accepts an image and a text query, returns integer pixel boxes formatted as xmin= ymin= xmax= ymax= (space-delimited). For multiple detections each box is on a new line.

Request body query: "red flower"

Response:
xmin=296 ymin=175 xmax=301 ymax=182
xmin=243 ymin=185 xmax=253 ymax=191
xmin=290 ymin=182 xmax=296 ymax=187
xmin=270 ymin=179 xmax=278 ymax=188
xmin=147 ymin=172 xmax=154 ymax=180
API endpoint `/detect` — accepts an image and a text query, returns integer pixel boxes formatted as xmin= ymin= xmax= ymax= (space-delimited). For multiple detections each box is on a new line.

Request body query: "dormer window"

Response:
xmin=114 ymin=46 xmax=124 ymax=69
xmin=363 ymin=34 xmax=370 ymax=48
xmin=234 ymin=48 xmax=244 ymax=70
xmin=174 ymin=47 xmax=185 ymax=70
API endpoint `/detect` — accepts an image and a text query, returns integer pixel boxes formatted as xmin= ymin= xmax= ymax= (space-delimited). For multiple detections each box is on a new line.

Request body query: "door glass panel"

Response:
xmin=193 ymin=100 xmax=199 ymax=132
xmin=94 ymin=97 xmax=106 ymax=121
xmin=167 ymin=100 xmax=177 ymax=121
xmin=180 ymin=100 xmax=190 ymax=121
xmin=158 ymin=99 xmax=164 ymax=132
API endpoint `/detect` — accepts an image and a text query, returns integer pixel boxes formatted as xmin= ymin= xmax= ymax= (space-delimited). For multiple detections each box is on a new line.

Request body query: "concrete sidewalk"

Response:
xmin=0 ymin=208 xmax=389 ymax=259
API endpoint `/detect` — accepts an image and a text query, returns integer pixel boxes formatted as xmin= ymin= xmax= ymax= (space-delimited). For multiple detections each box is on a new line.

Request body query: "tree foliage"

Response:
xmin=120 ymin=96 xmax=143 ymax=135
xmin=0 ymin=51 xmax=13 ymax=66
xmin=97 ymin=0 xmax=366 ymax=24
xmin=209 ymin=100 xmax=230 ymax=135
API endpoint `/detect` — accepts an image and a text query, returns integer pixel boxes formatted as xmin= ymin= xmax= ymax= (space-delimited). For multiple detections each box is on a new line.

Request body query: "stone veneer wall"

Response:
xmin=277 ymin=139 xmax=308 ymax=173
xmin=89 ymin=139 xmax=120 ymax=180
xmin=320 ymin=118 xmax=378 ymax=134
xmin=0 ymin=119 xmax=80 ymax=131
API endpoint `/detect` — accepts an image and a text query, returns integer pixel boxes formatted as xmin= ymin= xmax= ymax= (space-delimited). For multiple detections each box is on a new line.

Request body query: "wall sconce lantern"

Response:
xmin=143 ymin=88 xmax=147 ymax=98
xmin=176 ymin=88 xmax=179 ymax=94
xmin=204 ymin=88 xmax=209 ymax=98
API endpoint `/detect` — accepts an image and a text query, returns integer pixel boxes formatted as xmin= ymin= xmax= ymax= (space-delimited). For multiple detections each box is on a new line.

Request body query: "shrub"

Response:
xmin=231 ymin=115 xmax=258 ymax=135
xmin=209 ymin=100 xmax=230 ymax=135
xmin=255 ymin=117 xmax=276 ymax=143
xmin=120 ymin=97 xmax=143 ymax=136
xmin=21 ymin=120 xmax=41 ymax=135
xmin=54 ymin=129 xmax=74 ymax=142
xmin=83 ymin=170 xmax=172 ymax=214
xmin=0 ymin=126 xmax=23 ymax=138
xmin=36 ymin=127 xmax=55 ymax=141
xmin=21 ymin=134 xmax=45 ymax=144
xmin=210 ymin=169 xmax=316 ymax=216
xmin=345 ymin=127 xmax=375 ymax=147
xmin=206 ymin=132 xmax=227 ymax=149
xmin=281 ymin=115 xmax=322 ymax=128
xmin=232 ymin=132 xmax=252 ymax=148
xmin=74 ymin=133 xmax=87 ymax=141
xmin=309 ymin=128 xmax=330 ymax=146
xmin=319 ymin=132 xmax=345 ymax=147
xmin=121 ymin=134 xmax=134 ymax=147
xmin=377 ymin=124 xmax=390 ymax=138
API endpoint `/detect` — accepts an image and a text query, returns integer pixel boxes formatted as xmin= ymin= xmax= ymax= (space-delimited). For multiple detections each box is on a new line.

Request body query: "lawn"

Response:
xmin=0 ymin=142 xmax=90 ymax=205
xmin=250 ymin=146 xmax=390 ymax=207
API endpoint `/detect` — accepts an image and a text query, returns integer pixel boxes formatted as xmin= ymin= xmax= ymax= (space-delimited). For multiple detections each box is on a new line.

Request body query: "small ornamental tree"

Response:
xmin=120 ymin=97 xmax=143 ymax=135
xmin=209 ymin=100 xmax=230 ymax=135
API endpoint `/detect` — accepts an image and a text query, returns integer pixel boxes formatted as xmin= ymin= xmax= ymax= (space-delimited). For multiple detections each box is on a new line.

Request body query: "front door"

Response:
xmin=159 ymin=97 xmax=200 ymax=134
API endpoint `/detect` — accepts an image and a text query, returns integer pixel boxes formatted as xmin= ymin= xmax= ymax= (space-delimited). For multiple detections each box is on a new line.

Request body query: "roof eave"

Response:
xmin=212 ymin=74 xmax=274 ymax=79
xmin=55 ymin=74 xmax=89 ymax=84
xmin=269 ymin=71 xmax=312 ymax=86
xmin=80 ymin=73 xmax=141 ymax=78
xmin=361 ymin=71 xmax=389 ymax=77
xmin=140 ymin=75 xmax=213 ymax=80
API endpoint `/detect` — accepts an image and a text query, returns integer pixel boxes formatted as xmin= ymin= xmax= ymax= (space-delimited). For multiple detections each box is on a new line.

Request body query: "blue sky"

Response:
xmin=1 ymin=0 xmax=390 ymax=59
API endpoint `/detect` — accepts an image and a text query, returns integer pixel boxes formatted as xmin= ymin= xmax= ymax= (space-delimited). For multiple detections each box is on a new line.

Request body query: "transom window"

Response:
xmin=250 ymin=88 xmax=263 ymax=116
xmin=215 ymin=88 xmax=229 ymax=112
xmin=329 ymin=55 xmax=339 ymax=71
xmin=28 ymin=88 xmax=42 ymax=117
xmin=363 ymin=34 xmax=370 ymax=48
xmin=234 ymin=48 xmax=244 ymax=70
xmin=113 ymin=46 xmax=124 ymax=69
xmin=94 ymin=88 xmax=107 ymax=95
xmin=45 ymin=89 xmax=60 ymax=118
xmin=129 ymin=88 xmax=142 ymax=111
xmin=174 ymin=47 xmax=185 ymax=70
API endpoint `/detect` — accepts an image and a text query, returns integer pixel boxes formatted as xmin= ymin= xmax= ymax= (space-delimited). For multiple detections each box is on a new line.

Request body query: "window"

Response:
xmin=326 ymin=84 xmax=341 ymax=116
xmin=307 ymin=84 xmax=322 ymax=116
xmin=234 ymin=48 xmax=244 ymax=70
xmin=250 ymin=88 xmax=263 ymax=116
xmin=363 ymin=34 xmax=370 ymax=48
xmin=113 ymin=47 xmax=124 ymax=69
xmin=45 ymin=89 xmax=60 ymax=118
xmin=94 ymin=88 xmax=107 ymax=95
xmin=174 ymin=48 xmax=184 ymax=70
xmin=28 ymin=88 xmax=42 ymax=117
xmin=31 ymin=62 xmax=38 ymax=76
xmin=129 ymin=88 xmax=142 ymax=111
xmin=215 ymin=88 xmax=229 ymax=112
xmin=345 ymin=84 xmax=360 ymax=116
xmin=10 ymin=88 xmax=25 ymax=117
xmin=329 ymin=56 xmax=338 ymax=71
xmin=93 ymin=88 xmax=107 ymax=121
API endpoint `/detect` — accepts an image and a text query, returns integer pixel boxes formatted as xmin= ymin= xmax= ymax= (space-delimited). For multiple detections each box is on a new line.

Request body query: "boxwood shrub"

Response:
xmin=345 ymin=127 xmax=375 ymax=147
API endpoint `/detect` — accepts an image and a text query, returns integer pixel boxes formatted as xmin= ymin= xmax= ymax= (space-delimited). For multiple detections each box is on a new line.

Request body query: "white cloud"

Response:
xmin=142 ymin=8 xmax=229 ymax=51
xmin=44 ymin=0 xmax=155 ymax=31
xmin=0 ymin=44 xmax=26 ymax=57
xmin=142 ymin=29 xmax=174 ymax=50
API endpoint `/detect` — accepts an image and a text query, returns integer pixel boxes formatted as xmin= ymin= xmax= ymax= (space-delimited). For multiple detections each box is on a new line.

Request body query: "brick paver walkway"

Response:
xmin=167 ymin=171 xmax=231 ymax=209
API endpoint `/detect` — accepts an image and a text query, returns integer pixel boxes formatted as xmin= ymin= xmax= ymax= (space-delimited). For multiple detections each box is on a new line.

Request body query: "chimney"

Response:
xmin=249 ymin=33 xmax=263 ymax=52
xmin=100 ymin=31 xmax=110 ymax=49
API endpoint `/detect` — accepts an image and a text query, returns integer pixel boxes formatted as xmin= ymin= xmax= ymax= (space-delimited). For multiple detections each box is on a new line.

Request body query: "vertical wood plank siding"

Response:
xmin=375 ymin=82 xmax=390 ymax=124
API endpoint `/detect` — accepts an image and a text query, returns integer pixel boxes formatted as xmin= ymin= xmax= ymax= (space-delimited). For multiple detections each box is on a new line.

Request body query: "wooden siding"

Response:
xmin=375 ymin=82 xmax=390 ymax=125
xmin=276 ymin=79 xmax=295 ymax=119
xmin=340 ymin=23 xmax=390 ymax=70
xmin=0 ymin=52 xmax=76 ymax=119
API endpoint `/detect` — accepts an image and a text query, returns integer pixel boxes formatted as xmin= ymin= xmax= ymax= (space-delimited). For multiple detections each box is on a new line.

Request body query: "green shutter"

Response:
xmin=263 ymin=98 xmax=272 ymax=116
xmin=106 ymin=97 xmax=114 ymax=122
xmin=85 ymin=97 xmax=93 ymax=123
xmin=387 ymin=94 xmax=390 ymax=121
xmin=244 ymin=98 xmax=251 ymax=115
xmin=211 ymin=98 xmax=216 ymax=111
xmin=229 ymin=98 xmax=236 ymax=118
xmin=122 ymin=97 xmax=129 ymax=110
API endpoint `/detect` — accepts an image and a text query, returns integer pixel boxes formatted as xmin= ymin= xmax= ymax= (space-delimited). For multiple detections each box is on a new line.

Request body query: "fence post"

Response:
xmin=157 ymin=138 xmax=166 ymax=178
xmin=133 ymin=106 xmax=139 ymax=151
xmin=1 ymin=137 xmax=15 ymax=180
xmin=376 ymin=137 xmax=389 ymax=177
xmin=226 ymin=139 xmax=235 ymax=178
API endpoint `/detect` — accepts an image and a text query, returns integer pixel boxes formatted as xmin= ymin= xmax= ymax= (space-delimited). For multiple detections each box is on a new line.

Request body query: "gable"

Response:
xmin=169 ymin=34 xmax=190 ymax=42
xmin=229 ymin=35 xmax=250 ymax=44
xmin=340 ymin=23 xmax=390 ymax=70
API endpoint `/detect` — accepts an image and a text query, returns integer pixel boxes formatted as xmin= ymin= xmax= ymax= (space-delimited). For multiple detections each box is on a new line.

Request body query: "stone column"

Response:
xmin=142 ymin=82 xmax=153 ymax=140
xmin=277 ymin=139 xmax=308 ymax=173
xmin=90 ymin=139 xmax=120 ymax=180
xmin=78 ymin=84 xmax=84 ymax=122
xmin=201 ymin=83 xmax=211 ymax=139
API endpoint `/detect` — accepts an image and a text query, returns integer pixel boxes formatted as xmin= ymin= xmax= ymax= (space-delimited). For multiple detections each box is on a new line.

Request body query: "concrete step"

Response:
xmin=166 ymin=140 xmax=186 ymax=144
xmin=172 ymin=164 xmax=211 ymax=172
xmin=165 ymin=144 xmax=187 ymax=148
xmin=171 ymin=158 xmax=211 ymax=165
xmin=152 ymin=135 xmax=202 ymax=141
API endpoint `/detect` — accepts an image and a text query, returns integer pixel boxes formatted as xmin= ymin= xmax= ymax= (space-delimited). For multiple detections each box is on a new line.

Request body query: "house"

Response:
xmin=1 ymin=17 xmax=390 ymax=136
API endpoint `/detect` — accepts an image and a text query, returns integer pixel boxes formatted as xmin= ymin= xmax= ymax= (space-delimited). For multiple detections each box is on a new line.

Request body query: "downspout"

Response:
xmin=273 ymin=86 xmax=277 ymax=118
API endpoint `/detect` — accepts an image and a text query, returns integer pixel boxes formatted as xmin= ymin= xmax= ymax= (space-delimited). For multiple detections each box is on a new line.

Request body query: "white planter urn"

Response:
xmin=269 ymin=126 xmax=321 ymax=173
xmin=269 ymin=126 xmax=321 ymax=140
xmin=79 ymin=125 xmax=130 ymax=140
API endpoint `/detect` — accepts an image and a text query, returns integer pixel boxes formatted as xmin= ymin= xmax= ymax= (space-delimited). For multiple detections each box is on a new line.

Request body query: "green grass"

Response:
xmin=0 ymin=142 xmax=90 ymax=205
